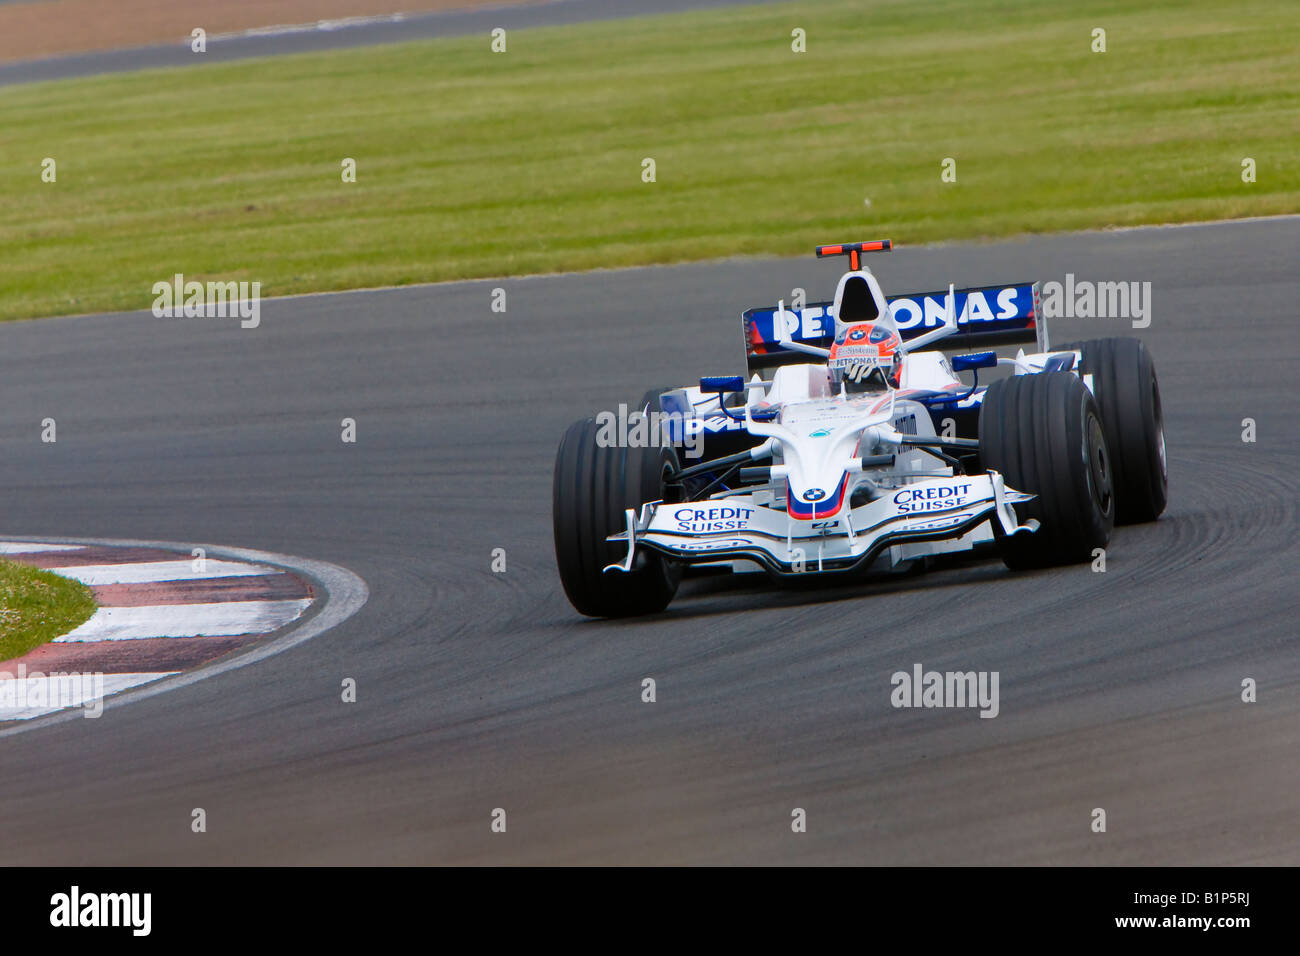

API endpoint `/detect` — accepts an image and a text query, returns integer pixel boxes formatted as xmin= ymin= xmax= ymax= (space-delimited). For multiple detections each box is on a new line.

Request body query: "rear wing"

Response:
xmin=743 ymin=281 xmax=1045 ymax=371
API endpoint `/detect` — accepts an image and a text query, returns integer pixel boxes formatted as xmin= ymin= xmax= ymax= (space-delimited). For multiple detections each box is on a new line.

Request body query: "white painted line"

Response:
xmin=0 ymin=542 xmax=88 ymax=554
xmin=1096 ymin=212 xmax=1300 ymax=234
xmin=0 ymin=672 xmax=176 ymax=720
xmin=53 ymin=559 xmax=281 ymax=585
xmin=207 ymin=13 xmax=407 ymax=42
xmin=55 ymin=599 xmax=312 ymax=642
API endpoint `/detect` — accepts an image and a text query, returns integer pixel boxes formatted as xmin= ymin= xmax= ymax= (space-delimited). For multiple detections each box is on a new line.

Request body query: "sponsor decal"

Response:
xmin=787 ymin=475 xmax=849 ymax=519
xmin=702 ymin=414 xmax=747 ymax=433
xmin=833 ymin=345 xmax=877 ymax=359
xmin=747 ymin=285 xmax=1035 ymax=352
xmin=673 ymin=538 xmax=750 ymax=551
xmin=674 ymin=505 xmax=755 ymax=533
xmin=898 ymin=512 xmax=979 ymax=532
xmin=796 ymin=409 xmax=846 ymax=423
xmin=888 ymin=287 xmax=1022 ymax=331
xmin=772 ymin=304 xmax=832 ymax=340
xmin=893 ymin=482 xmax=972 ymax=513
xmin=808 ymin=427 xmax=833 ymax=438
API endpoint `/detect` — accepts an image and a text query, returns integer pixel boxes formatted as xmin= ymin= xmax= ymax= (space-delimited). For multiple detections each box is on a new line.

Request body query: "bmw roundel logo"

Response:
xmin=849 ymin=328 xmax=867 ymax=341
xmin=802 ymin=488 xmax=827 ymax=502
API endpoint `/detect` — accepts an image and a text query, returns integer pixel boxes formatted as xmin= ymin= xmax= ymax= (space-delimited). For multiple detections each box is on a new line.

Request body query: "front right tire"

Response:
xmin=552 ymin=416 xmax=681 ymax=618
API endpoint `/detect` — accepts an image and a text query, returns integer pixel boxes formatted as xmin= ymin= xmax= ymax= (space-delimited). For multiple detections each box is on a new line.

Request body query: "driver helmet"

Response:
xmin=829 ymin=322 xmax=903 ymax=393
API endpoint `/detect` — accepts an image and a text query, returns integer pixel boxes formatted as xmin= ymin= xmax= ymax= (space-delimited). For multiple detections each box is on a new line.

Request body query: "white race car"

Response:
xmin=553 ymin=240 xmax=1167 ymax=617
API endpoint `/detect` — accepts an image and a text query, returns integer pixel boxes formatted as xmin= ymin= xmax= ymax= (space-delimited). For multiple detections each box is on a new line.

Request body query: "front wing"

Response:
xmin=606 ymin=472 xmax=1037 ymax=576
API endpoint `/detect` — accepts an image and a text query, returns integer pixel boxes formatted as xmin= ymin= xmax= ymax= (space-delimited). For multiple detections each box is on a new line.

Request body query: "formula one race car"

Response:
xmin=553 ymin=240 xmax=1167 ymax=617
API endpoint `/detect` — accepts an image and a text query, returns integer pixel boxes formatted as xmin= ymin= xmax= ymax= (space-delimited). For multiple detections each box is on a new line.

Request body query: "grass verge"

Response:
xmin=0 ymin=559 xmax=97 ymax=663
xmin=0 ymin=0 xmax=1296 ymax=321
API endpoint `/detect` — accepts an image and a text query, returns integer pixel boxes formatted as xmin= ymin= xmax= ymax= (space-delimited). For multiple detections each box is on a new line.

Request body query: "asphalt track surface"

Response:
xmin=0 ymin=0 xmax=781 ymax=87
xmin=0 ymin=216 xmax=1296 ymax=864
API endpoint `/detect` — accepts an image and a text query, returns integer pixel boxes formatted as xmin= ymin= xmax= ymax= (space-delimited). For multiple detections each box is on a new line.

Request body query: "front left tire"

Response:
xmin=979 ymin=371 xmax=1115 ymax=569
xmin=1057 ymin=337 xmax=1167 ymax=524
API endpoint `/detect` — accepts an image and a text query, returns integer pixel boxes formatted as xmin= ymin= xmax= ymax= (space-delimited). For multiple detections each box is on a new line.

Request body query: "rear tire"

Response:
xmin=979 ymin=372 xmax=1114 ymax=569
xmin=552 ymin=417 xmax=682 ymax=617
xmin=638 ymin=386 xmax=675 ymax=415
xmin=1057 ymin=337 xmax=1167 ymax=523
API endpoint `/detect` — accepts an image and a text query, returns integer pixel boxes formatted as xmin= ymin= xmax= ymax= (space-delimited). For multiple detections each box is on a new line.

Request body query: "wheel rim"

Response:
xmin=1086 ymin=414 xmax=1114 ymax=516
xmin=654 ymin=457 xmax=684 ymax=581
xmin=660 ymin=459 xmax=683 ymax=504
xmin=1152 ymin=379 xmax=1167 ymax=479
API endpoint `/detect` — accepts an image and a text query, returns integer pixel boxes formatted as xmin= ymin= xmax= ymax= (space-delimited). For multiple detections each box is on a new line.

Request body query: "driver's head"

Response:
xmin=829 ymin=323 xmax=902 ymax=393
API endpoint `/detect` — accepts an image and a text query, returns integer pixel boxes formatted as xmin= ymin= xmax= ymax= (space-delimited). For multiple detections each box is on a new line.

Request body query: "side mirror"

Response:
xmin=699 ymin=375 xmax=745 ymax=393
xmin=951 ymin=351 xmax=998 ymax=372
